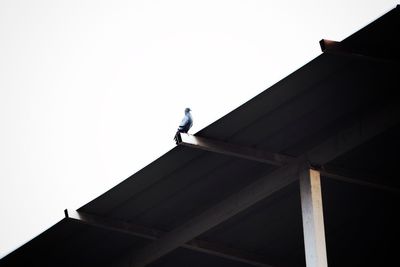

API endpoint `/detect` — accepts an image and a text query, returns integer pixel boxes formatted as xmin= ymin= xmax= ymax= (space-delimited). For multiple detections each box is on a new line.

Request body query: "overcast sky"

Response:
xmin=0 ymin=0 xmax=397 ymax=258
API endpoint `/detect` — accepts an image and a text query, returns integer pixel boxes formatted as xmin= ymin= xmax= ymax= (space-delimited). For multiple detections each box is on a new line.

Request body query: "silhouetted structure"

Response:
xmin=1 ymin=5 xmax=400 ymax=267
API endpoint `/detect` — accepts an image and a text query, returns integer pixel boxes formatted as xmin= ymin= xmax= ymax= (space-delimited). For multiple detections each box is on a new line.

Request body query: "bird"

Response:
xmin=177 ymin=107 xmax=193 ymax=133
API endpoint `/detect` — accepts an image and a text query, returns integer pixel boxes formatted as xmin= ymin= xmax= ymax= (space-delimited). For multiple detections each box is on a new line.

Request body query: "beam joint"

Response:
xmin=128 ymin=105 xmax=399 ymax=267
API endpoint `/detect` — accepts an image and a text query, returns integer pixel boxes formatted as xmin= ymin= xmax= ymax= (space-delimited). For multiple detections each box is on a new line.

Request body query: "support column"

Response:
xmin=299 ymin=167 xmax=328 ymax=267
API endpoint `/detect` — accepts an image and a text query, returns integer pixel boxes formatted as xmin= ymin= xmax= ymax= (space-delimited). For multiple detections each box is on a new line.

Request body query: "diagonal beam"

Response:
xmin=64 ymin=210 xmax=275 ymax=267
xmin=175 ymin=132 xmax=293 ymax=166
xmin=129 ymin=105 xmax=400 ymax=267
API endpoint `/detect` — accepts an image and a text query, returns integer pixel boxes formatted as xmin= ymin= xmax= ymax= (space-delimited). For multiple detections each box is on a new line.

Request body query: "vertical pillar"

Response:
xmin=299 ymin=167 xmax=328 ymax=267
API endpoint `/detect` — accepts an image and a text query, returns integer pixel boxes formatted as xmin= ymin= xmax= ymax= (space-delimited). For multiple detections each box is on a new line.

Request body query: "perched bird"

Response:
xmin=177 ymin=107 xmax=193 ymax=133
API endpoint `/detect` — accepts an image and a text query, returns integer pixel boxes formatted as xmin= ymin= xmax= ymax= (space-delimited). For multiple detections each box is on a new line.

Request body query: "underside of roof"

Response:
xmin=1 ymin=5 xmax=400 ymax=267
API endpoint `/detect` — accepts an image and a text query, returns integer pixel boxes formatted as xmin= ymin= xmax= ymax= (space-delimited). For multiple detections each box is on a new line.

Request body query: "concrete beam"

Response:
xmin=175 ymin=132 xmax=293 ymax=166
xmin=177 ymin=132 xmax=400 ymax=194
xmin=64 ymin=210 xmax=275 ymax=267
xmin=129 ymin=105 xmax=400 ymax=267
xmin=320 ymin=170 xmax=400 ymax=194
xmin=319 ymin=39 xmax=399 ymax=63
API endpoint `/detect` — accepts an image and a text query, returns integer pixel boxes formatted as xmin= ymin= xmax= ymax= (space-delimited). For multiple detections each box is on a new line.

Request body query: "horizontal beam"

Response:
xmin=64 ymin=210 xmax=274 ymax=267
xmin=320 ymin=171 xmax=400 ymax=194
xmin=65 ymin=209 xmax=162 ymax=240
xmin=176 ymin=132 xmax=293 ymax=166
xmin=176 ymin=133 xmax=400 ymax=194
xmin=130 ymin=105 xmax=400 ymax=267
xmin=319 ymin=39 xmax=343 ymax=53
xmin=184 ymin=239 xmax=272 ymax=267
xmin=319 ymin=39 xmax=399 ymax=63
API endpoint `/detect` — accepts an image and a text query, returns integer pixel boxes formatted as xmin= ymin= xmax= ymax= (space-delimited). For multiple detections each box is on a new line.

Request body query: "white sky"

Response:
xmin=0 ymin=0 xmax=397 ymax=258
